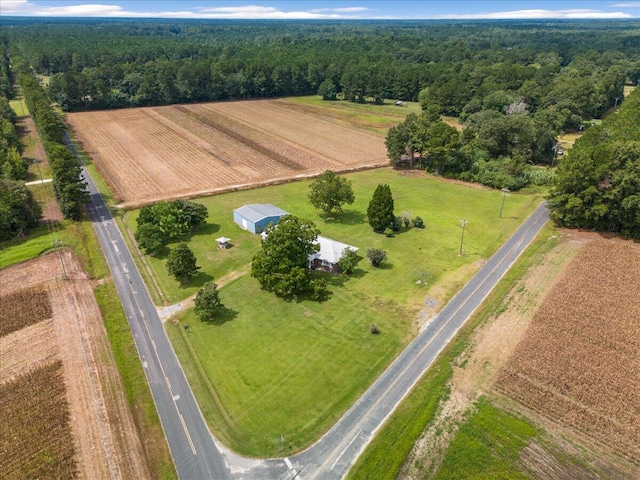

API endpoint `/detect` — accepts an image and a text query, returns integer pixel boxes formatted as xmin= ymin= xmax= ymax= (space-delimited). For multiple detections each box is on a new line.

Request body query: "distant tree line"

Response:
xmin=16 ymin=64 xmax=89 ymax=219
xmin=548 ymin=87 xmax=640 ymax=239
xmin=1 ymin=19 xmax=638 ymax=119
xmin=0 ymin=46 xmax=28 ymax=181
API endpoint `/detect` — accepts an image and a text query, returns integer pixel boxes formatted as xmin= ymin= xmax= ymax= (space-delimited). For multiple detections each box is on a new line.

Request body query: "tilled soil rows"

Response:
xmin=66 ymin=99 xmax=388 ymax=206
xmin=496 ymin=238 xmax=640 ymax=462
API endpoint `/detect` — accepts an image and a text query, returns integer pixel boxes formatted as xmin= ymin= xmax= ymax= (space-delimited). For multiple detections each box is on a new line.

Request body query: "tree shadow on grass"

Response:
xmin=200 ymin=307 xmax=238 ymax=326
xmin=325 ymin=209 xmax=366 ymax=225
xmin=375 ymin=261 xmax=394 ymax=270
xmin=184 ymin=222 xmax=220 ymax=240
xmin=187 ymin=271 xmax=214 ymax=289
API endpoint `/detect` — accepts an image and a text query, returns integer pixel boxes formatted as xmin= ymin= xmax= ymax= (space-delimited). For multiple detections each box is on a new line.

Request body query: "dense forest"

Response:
xmin=548 ymin=87 xmax=640 ymax=239
xmin=2 ymin=18 xmax=639 ymax=119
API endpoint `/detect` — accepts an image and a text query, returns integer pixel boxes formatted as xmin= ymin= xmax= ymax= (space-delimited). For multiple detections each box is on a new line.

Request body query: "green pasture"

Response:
xmin=285 ymin=96 xmax=418 ymax=134
xmin=123 ymin=168 xmax=541 ymax=456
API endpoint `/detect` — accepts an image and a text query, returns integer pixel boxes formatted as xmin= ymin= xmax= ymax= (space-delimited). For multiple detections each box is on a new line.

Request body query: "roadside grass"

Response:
xmin=346 ymin=223 xmax=558 ymax=479
xmin=123 ymin=168 xmax=541 ymax=307
xmin=95 ymin=281 xmax=177 ymax=480
xmin=432 ymin=398 xmax=537 ymax=480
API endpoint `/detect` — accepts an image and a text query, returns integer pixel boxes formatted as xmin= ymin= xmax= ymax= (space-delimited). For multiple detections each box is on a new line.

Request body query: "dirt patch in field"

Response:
xmin=0 ymin=252 xmax=151 ymax=479
xmin=496 ymin=237 xmax=640 ymax=464
xmin=401 ymin=232 xmax=579 ymax=479
xmin=66 ymin=99 xmax=388 ymax=207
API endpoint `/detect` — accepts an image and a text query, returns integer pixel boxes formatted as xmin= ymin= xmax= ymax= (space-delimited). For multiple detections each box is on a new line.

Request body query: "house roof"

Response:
xmin=311 ymin=235 xmax=358 ymax=264
xmin=234 ymin=204 xmax=289 ymax=223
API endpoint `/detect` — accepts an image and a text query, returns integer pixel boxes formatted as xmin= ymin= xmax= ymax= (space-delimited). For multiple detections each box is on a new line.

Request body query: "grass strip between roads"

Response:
xmin=347 ymin=223 xmax=558 ymax=479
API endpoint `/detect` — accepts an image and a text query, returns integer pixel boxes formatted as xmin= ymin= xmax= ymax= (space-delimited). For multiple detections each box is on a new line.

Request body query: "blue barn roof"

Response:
xmin=234 ymin=204 xmax=289 ymax=222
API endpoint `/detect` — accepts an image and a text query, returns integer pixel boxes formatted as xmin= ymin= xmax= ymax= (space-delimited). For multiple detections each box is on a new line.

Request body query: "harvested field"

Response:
xmin=0 ymin=287 xmax=51 ymax=337
xmin=66 ymin=99 xmax=388 ymax=206
xmin=496 ymin=238 xmax=640 ymax=462
xmin=0 ymin=252 xmax=151 ymax=479
xmin=0 ymin=360 xmax=77 ymax=480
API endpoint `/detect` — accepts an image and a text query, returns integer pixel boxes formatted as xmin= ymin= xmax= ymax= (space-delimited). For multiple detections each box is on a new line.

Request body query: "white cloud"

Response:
xmin=0 ymin=2 xmax=369 ymax=19
xmin=438 ymin=9 xmax=634 ymax=19
xmin=310 ymin=7 xmax=370 ymax=13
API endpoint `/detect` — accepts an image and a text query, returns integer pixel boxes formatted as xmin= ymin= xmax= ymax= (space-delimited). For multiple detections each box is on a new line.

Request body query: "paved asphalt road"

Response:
xmin=72 ymin=135 xmax=547 ymax=480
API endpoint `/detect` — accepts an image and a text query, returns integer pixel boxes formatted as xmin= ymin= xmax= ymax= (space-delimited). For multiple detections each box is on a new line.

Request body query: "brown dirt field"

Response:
xmin=496 ymin=237 xmax=640 ymax=465
xmin=0 ymin=252 xmax=151 ymax=480
xmin=66 ymin=99 xmax=388 ymax=207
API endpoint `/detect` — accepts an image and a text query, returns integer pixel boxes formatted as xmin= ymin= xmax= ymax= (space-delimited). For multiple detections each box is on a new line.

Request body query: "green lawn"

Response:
xmin=122 ymin=168 xmax=541 ymax=456
xmin=123 ymin=168 xmax=541 ymax=307
xmin=168 ymin=274 xmax=412 ymax=456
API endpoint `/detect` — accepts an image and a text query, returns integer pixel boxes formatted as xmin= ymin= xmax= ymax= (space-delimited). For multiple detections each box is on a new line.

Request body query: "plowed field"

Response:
xmin=66 ymin=99 xmax=388 ymax=206
xmin=496 ymin=238 xmax=640 ymax=462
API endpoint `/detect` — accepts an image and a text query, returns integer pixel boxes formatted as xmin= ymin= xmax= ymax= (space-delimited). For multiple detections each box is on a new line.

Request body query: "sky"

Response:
xmin=1 ymin=0 xmax=639 ymax=19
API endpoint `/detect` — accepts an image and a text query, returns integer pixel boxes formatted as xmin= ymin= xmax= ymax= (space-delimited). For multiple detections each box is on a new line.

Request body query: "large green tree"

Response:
xmin=251 ymin=215 xmax=325 ymax=299
xmin=194 ymin=281 xmax=225 ymax=324
xmin=367 ymin=184 xmax=395 ymax=233
xmin=308 ymin=170 xmax=355 ymax=216
xmin=0 ymin=180 xmax=42 ymax=241
xmin=166 ymin=243 xmax=200 ymax=284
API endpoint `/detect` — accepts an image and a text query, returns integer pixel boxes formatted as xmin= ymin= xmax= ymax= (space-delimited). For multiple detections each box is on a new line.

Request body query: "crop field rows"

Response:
xmin=66 ymin=99 xmax=388 ymax=206
xmin=0 ymin=288 xmax=51 ymax=337
xmin=0 ymin=252 xmax=150 ymax=479
xmin=1 ymin=360 xmax=77 ymax=480
xmin=496 ymin=239 xmax=640 ymax=462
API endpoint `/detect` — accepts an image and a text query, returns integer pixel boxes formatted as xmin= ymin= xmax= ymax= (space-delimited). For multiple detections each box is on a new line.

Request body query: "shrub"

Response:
xmin=366 ymin=248 xmax=387 ymax=268
xmin=413 ymin=216 xmax=425 ymax=228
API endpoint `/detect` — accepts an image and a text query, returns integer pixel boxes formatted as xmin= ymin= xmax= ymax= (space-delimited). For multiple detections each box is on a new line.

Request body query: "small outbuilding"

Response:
xmin=216 ymin=237 xmax=231 ymax=249
xmin=308 ymin=235 xmax=358 ymax=274
xmin=233 ymin=204 xmax=289 ymax=234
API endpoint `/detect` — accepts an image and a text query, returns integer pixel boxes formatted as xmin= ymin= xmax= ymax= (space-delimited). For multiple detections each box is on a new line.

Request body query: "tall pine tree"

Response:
xmin=367 ymin=184 xmax=395 ymax=233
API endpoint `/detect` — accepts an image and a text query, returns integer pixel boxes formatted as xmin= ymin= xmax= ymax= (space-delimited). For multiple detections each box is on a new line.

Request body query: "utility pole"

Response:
xmin=55 ymin=240 xmax=68 ymax=280
xmin=459 ymin=219 xmax=467 ymax=256
xmin=500 ymin=188 xmax=510 ymax=218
